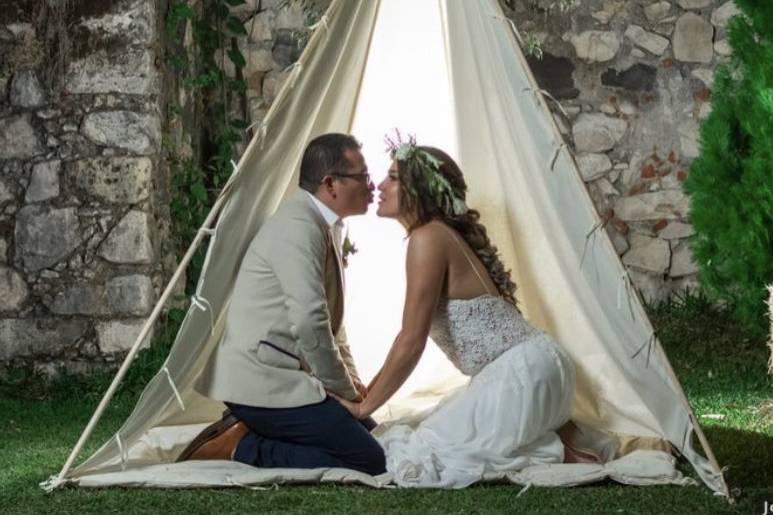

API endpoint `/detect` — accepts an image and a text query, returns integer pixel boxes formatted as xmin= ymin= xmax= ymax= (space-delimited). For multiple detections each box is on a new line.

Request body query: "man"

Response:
xmin=180 ymin=133 xmax=384 ymax=475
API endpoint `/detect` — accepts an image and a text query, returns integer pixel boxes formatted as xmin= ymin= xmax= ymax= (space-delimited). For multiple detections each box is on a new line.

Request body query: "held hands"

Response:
xmin=352 ymin=378 xmax=368 ymax=399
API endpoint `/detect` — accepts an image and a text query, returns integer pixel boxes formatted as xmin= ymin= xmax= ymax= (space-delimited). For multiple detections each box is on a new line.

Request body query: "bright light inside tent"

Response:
xmin=345 ymin=0 xmax=462 ymax=402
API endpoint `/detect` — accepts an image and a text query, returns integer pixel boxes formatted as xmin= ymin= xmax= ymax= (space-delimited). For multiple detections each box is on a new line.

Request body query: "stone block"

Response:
xmin=69 ymin=157 xmax=151 ymax=203
xmin=0 ymin=266 xmax=28 ymax=311
xmin=245 ymin=10 xmax=273 ymax=41
xmin=711 ymin=1 xmax=741 ymax=28
xmin=15 ymin=205 xmax=81 ymax=271
xmin=98 ymin=210 xmax=153 ymax=264
xmin=691 ymin=68 xmax=715 ymax=88
xmin=262 ymin=69 xmax=290 ymax=104
xmin=274 ymin=2 xmax=306 ymax=31
xmin=66 ymin=49 xmax=158 ymax=95
xmin=678 ymin=120 xmax=700 ymax=158
xmin=0 ymin=114 xmax=44 ymax=160
xmin=623 ymin=233 xmax=671 ymax=273
xmin=658 ymin=222 xmax=696 ymax=239
xmin=81 ymin=111 xmax=161 ymax=155
xmin=96 ymin=319 xmax=151 ymax=353
xmin=601 ymin=64 xmax=657 ymax=92
xmin=25 ymin=160 xmax=61 ymax=203
xmin=106 ymin=275 xmax=154 ymax=316
xmin=714 ymin=39 xmax=732 ymax=56
xmin=47 ymin=283 xmax=103 ymax=315
xmin=606 ymin=226 xmax=630 ymax=255
xmin=614 ymin=190 xmax=690 ymax=221
xmin=576 ymin=153 xmax=612 ymax=181
xmin=644 ymin=2 xmax=672 ymax=23
xmin=0 ymin=239 xmax=7 ymax=262
xmin=0 ymin=318 xmax=87 ymax=361
xmin=674 ymin=13 xmax=714 ymax=63
xmin=569 ymin=31 xmax=620 ymax=62
xmin=678 ymin=0 xmax=712 ymax=9
xmin=670 ymin=242 xmax=700 ymax=277
xmin=572 ymin=114 xmax=627 ymax=153
xmin=624 ymin=25 xmax=670 ymax=55
xmin=9 ymin=70 xmax=45 ymax=107
xmin=0 ymin=178 xmax=15 ymax=203
xmin=628 ymin=268 xmax=669 ymax=304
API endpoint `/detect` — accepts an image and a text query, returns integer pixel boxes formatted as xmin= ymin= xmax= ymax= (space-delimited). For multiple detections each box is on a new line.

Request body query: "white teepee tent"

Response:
xmin=44 ymin=0 xmax=730 ymax=498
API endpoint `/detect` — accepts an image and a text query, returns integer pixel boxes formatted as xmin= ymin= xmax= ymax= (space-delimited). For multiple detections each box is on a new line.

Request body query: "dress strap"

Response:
xmin=437 ymin=223 xmax=497 ymax=297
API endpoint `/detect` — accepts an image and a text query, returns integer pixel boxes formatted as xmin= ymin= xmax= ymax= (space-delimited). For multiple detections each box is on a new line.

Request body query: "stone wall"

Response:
xmin=1 ymin=0 xmax=732 ymax=371
xmin=506 ymin=0 xmax=737 ymax=302
xmin=0 ymin=0 xmax=173 ymax=374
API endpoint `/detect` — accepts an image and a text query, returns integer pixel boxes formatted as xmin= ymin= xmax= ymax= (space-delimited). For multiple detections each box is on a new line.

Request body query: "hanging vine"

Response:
xmin=165 ymin=0 xmax=254 ymax=296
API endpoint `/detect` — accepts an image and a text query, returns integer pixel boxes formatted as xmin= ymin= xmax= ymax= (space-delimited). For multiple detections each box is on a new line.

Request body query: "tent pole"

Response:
xmin=491 ymin=3 xmax=731 ymax=501
xmin=53 ymin=188 xmax=232 ymax=486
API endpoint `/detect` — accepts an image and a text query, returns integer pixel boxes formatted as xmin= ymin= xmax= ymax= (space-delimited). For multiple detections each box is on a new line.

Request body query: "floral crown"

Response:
xmin=384 ymin=131 xmax=468 ymax=217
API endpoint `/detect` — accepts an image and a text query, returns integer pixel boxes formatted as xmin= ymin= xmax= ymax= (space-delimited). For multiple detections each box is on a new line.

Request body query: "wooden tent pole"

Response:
xmin=53 ymin=188 xmax=232 ymax=486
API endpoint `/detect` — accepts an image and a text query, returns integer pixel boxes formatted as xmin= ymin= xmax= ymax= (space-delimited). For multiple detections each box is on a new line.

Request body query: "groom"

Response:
xmin=182 ymin=133 xmax=385 ymax=475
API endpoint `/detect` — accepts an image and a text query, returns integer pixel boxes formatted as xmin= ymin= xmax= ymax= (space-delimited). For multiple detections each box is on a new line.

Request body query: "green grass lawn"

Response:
xmin=1 ymin=295 xmax=771 ymax=514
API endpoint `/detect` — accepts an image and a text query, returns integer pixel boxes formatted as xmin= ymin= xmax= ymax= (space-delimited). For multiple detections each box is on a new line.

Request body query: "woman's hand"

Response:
xmin=327 ymin=391 xmax=367 ymax=419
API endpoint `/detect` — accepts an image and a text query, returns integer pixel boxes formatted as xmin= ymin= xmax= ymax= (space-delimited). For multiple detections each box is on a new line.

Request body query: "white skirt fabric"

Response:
xmin=378 ymin=336 xmax=576 ymax=488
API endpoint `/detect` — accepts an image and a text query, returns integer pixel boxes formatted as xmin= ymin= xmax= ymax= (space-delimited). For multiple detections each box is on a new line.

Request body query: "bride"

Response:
xmin=332 ymin=137 xmax=596 ymax=488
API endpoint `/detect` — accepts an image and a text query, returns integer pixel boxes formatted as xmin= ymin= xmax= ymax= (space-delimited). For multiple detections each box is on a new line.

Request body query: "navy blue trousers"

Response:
xmin=226 ymin=398 xmax=386 ymax=476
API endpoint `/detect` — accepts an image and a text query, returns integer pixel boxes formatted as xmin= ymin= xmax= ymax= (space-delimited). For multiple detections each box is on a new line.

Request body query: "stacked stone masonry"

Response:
xmin=512 ymin=0 xmax=736 ymax=303
xmin=0 ymin=0 xmax=170 ymax=374
xmin=1 ymin=0 xmax=733 ymax=371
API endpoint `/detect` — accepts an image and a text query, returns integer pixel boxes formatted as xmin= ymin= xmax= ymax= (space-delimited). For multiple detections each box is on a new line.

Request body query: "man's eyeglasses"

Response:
xmin=327 ymin=172 xmax=372 ymax=184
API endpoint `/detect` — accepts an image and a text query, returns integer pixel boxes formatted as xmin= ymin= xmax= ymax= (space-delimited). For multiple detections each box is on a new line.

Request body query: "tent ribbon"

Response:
xmin=190 ymin=294 xmax=215 ymax=337
xmin=631 ymin=331 xmax=656 ymax=368
xmin=550 ymin=142 xmax=566 ymax=172
xmin=309 ymin=14 xmax=329 ymax=33
xmin=225 ymin=475 xmax=279 ymax=491
xmin=163 ymin=366 xmax=185 ymax=411
xmin=115 ymin=433 xmax=127 ymax=471
xmin=516 ymin=481 xmax=533 ymax=498
xmin=490 ymin=14 xmax=524 ymax=47
xmin=284 ymin=62 xmax=304 ymax=89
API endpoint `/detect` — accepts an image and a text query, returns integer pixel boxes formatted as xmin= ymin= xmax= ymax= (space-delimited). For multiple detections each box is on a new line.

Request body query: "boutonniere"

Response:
xmin=342 ymin=233 xmax=358 ymax=268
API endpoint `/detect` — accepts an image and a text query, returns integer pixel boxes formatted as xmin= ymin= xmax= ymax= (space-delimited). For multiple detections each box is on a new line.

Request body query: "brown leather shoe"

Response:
xmin=176 ymin=414 xmax=249 ymax=462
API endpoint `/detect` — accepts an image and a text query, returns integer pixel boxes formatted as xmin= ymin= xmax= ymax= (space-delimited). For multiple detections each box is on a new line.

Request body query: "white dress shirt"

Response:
xmin=306 ymin=191 xmax=345 ymax=252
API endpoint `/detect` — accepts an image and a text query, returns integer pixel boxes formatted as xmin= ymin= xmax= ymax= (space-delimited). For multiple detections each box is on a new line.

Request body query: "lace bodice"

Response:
xmin=430 ymin=294 xmax=544 ymax=376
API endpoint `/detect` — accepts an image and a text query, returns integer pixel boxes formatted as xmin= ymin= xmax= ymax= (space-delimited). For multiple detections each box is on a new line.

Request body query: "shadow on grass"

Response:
xmin=704 ymin=425 xmax=773 ymax=491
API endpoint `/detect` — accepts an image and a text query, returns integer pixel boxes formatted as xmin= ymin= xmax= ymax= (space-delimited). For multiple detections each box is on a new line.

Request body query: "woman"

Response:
xmin=333 ymin=138 xmax=595 ymax=487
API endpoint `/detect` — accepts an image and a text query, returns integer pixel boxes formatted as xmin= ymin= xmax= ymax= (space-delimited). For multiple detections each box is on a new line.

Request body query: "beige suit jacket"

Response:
xmin=196 ymin=190 xmax=361 ymax=407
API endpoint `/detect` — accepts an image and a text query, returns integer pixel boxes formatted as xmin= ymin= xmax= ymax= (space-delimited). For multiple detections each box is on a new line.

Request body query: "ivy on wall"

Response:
xmin=165 ymin=0 xmax=253 ymax=297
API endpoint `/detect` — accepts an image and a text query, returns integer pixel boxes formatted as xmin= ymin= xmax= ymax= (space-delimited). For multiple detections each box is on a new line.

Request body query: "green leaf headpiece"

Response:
xmin=384 ymin=131 xmax=468 ymax=217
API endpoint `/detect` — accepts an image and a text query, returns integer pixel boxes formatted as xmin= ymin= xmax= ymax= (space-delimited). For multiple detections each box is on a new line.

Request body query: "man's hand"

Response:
xmin=327 ymin=390 xmax=366 ymax=420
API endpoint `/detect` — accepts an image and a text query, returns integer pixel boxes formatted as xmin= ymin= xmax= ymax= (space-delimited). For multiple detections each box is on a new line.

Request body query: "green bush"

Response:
xmin=684 ymin=0 xmax=773 ymax=338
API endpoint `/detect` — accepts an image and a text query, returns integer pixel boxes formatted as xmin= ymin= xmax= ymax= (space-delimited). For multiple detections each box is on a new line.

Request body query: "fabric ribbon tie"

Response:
xmin=309 ymin=14 xmax=329 ymax=33
xmin=191 ymin=294 xmax=215 ymax=337
xmin=163 ymin=366 xmax=186 ymax=411
xmin=225 ymin=474 xmax=279 ymax=490
xmin=550 ymin=143 xmax=566 ymax=172
xmin=284 ymin=62 xmax=304 ymax=89
xmin=630 ymin=332 xmax=656 ymax=367
xmin=491 ymin=15 xmax=524 ymax=47
xmin=115 ymin=432 xmax=127 ymax=471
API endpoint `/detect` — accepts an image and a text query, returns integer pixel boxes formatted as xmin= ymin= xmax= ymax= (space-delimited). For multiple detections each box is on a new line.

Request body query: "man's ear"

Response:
xmin=320 ymin=176 xmax=337 ymax=197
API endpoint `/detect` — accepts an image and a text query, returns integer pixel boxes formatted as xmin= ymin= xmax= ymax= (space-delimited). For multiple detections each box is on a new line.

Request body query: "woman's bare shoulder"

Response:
xmin=407 ymin=221 xmax=451 ymax=260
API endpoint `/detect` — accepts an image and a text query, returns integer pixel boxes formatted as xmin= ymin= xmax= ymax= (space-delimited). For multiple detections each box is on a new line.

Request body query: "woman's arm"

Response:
xmin=336 ymin=225 xmax=448 ymax=419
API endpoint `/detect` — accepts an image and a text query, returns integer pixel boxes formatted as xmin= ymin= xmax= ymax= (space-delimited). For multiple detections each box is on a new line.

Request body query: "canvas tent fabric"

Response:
xmin=44 ymin=0 xmax=729 ymax=498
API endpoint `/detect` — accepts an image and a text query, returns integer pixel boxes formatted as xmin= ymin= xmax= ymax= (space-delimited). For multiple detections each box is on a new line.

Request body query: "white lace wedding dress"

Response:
xmin=377 ymin=293 xmax=576 ymax=488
